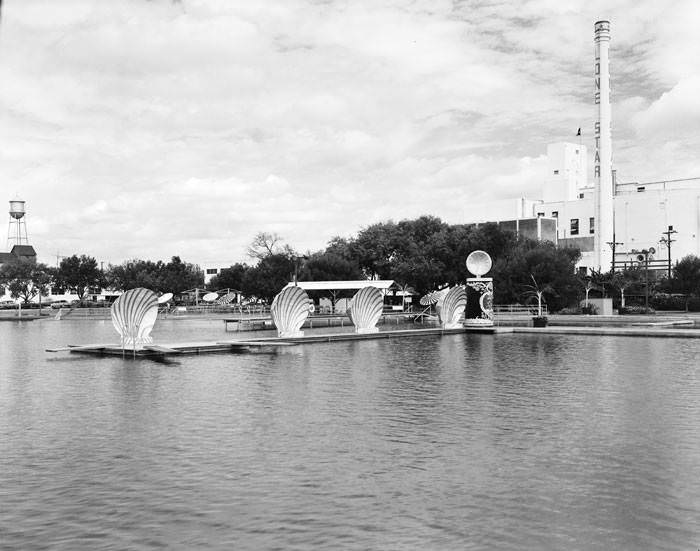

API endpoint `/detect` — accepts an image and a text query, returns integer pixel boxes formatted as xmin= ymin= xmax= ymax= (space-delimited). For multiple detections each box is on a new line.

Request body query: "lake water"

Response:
xmin=1 ymin=319 xmax=700 ymax=550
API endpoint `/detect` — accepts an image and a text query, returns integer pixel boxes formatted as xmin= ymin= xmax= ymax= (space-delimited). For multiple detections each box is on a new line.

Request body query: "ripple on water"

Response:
xmin=1 ymin=323 xmax=700 ymax=549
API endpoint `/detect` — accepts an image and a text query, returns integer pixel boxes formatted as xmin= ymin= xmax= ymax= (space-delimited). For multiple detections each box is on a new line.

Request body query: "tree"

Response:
xmin=607 ymin=267 xmax=643 ymax=308
xmin=578 ymin=270 xmax=605 ymax=307
xmin=105 ymin=259 xmax=158 ymax=291
xmin=105 ymin=256 xmax=203 ymax=294
xmin=296 ymin=249 xmax=364 ymax=309
xmin=354 ymin=220 xmax=401 ymax=279
xmin=353 ymin=215 xmax=450 ymax=294
xmin=160 ymin=256 xmax=203 ymax=293
xmin=325 ymin=236 xmax=358 ymax=262
xmin=246 ymin=232 xmax=293 ymax=260
xmin=672 ymin=255 xmax=700 ymax=296
xmin=521 ymin=274 xmax=551 ymax=317
xmin=299 ymin=251 xmax=362 ymax=282
xmin=493 ymin=239 xmax=581 ymax=312
xmin=208 ymin=263 xmax=249 ymax=291
xmin=241 ymin=253 xmax=295 ymax=303
xmin=56 ymin=255 xmax=103 ymax=302
xmin=0 ymin=258 xmax=52 ymax=304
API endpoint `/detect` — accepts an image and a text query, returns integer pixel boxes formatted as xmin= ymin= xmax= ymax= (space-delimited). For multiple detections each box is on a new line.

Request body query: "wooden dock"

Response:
xmin=45 ymin=320 xmax=700 ymax=360
xmin=47 ymin=326 xmax=501 ymax=358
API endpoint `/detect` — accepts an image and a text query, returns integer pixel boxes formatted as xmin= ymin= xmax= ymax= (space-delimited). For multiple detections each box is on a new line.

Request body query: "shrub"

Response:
xmin=557 ymin=306 xmax=582 ymax=315
xmin=619 ymin=305 xmax=656 ymax=315
xmin=581 ymin=304 xmax=599 ymax=315
xmin=650 ymin=293 xmax=688 ymax=311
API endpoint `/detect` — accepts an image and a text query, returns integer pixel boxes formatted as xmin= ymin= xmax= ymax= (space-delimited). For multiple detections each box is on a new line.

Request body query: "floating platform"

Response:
xmin=46 ymin=322 xmax=700 ymax=360
xmin=47 ymin=326 xmax=504 ymax=358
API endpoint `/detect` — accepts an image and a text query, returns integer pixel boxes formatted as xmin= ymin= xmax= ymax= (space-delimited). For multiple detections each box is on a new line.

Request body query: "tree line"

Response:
xmin=3 ymin=215 xmax=700 ymax=312
xmin=211 ymin=217 xmax=583 ymax=311
xmin=210 ymin=217 xmax=700 ymax=311
xmin=0 ymin=255 xmax=202 ymax=305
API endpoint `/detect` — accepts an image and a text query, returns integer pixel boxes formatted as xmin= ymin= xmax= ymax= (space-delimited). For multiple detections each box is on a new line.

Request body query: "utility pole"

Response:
xmin=606 ymin=234 xmax=624 ymax=273
xmin=659 ymin=225 xmax=677 ymax=281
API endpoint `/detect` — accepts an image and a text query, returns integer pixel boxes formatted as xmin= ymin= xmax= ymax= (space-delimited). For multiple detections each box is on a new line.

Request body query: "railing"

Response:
xmin=172 ymin=304 xmax=270 ymax=315
xmin=493 ymin=304 xmax=549 ymax=316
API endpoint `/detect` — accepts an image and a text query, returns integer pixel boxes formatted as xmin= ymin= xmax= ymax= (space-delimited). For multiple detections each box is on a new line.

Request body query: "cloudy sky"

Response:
xmin=1 ymin=0 xmax=699 ymax=267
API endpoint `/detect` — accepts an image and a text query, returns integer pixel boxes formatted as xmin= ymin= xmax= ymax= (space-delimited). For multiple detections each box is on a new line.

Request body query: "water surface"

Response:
xmin=1 ymin=319 xmax=699 ymax=549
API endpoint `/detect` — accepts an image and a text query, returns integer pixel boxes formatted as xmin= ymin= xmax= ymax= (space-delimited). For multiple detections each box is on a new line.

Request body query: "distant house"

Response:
xmin=0 ymin=245 xmax=38 ymax=301
xmin=0 ymin=244 xmax=37 ymax=266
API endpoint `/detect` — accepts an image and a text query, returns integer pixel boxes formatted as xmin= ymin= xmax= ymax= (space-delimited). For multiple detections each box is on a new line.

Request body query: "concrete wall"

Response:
xmin=614 ymin=189 xmax=700 ymax=266
xmin=543 ymin=142 xmax=587 ymax=203
xmin=539 ymin=197 xmax=595 ymax=240
xmin=581 ymin=298 xmax=614 ymax=315
xmin=497 ymin=217 xmax=557 ymax=243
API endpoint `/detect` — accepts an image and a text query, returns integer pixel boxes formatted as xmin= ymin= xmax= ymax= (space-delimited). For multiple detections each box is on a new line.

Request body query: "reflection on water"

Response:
xmin=1 ymin=320 xmax=700 ymax=549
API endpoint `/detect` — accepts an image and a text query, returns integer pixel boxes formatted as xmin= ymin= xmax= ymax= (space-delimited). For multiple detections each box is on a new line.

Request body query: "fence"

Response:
xmin=493 ymin=304 xmax=548 ymax=316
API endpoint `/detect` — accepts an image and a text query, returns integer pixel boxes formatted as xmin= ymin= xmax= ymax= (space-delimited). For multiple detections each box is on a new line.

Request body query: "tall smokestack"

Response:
xmin=594 ymin=20 xmax=614 ymax=271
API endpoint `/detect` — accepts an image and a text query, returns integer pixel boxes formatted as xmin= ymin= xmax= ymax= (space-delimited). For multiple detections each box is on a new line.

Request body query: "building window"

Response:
xmin=553 ymin=170 xmax=559 ymax=175
xmin=537 ymin=212 xmax=545 ymax=217
xmin=570 ymin=218 xmax=579 ymax=235
xmin=551 ymin=211 xmax=558 ymax=218
xmin=206 ymin=268 xmax=218 ymax=275
xmin=637 ymin=186 xmax=645 ymax=192
xmin=579 ymin=193 xmax=584 ymax=199
xmin=589 ymin=217 xmax=595 ymax=234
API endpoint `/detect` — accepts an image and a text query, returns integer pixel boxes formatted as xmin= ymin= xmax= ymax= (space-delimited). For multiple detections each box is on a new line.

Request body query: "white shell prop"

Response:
xmin=270 ymin=286 xmax=310 ymax=338
xmin=437 ymin=286 xmax=467 ymax=329
xmin=466 ymin=250 xmax=493 ymax=277
xmin=111 ymin=288 xmax=159 ymax=349
xmin=420 ymin=288 xmax=448 ymax=307
xmin=348 ymin=286 xmax=383 ymax=334
xmin=216 ymin=292 xmax=237 ymax=305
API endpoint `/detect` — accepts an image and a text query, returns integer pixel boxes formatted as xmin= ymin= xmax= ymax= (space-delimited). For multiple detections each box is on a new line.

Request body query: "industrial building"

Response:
xmin=467 ymin=21 xmax=700 ymax=275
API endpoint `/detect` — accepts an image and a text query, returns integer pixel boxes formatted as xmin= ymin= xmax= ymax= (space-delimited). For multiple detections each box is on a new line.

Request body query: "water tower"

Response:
xmin=7 ymin=198 xmax=29 ymax=249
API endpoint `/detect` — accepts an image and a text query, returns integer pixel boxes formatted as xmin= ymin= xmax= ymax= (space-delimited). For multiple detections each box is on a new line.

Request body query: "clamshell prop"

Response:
xmin=420 ymin=288 xmax=447 ymax=306
xmin=437 ymin=286 xmax=466 ymax=329
xmin=465 ymin=250 xmax=494 ymax=327
xmin=270 ymin=286 xmax=310 ymax=338
xmin=348 ymin=286 xmax=383 ymax=334
xmin=111 ymin=288 xmax=159 ymax=349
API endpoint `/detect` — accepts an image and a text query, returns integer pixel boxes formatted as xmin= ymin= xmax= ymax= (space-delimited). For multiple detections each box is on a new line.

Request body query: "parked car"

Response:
xmin=51 ymin=300 xmax=76 ymax=309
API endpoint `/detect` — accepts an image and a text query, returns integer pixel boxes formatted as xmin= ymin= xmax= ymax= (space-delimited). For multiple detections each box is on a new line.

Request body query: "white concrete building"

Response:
xmin=464 ymin=21 xmax=700 ymax=275
xmin=503 ymin=142 xmax=700 ymax=273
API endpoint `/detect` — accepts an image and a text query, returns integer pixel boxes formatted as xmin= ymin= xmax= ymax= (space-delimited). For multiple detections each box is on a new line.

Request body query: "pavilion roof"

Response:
xmin=286 ymin=280 xmax=395 ymax=291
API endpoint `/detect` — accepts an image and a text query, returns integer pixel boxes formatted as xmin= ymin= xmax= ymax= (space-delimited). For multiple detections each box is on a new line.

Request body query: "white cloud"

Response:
xmin=632 ymin=76 xmax=700 ymax=136
xmin=1 ymin=0 xmax=700 ymax=266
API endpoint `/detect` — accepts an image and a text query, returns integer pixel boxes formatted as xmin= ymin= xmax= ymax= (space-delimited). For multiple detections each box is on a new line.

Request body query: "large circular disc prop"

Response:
xmin=202 ymin=292 xmax=219 ymax=302
xmin=466 ymin=250 xmax=492 ymax=277
xmin=157 ymin=292 xmax=173 ymax=304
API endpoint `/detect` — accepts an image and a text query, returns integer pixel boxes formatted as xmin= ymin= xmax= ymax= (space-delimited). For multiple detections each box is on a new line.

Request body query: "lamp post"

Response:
xmin=293 ymin=255 xmax=309 ymax=286
xmin=659 ymin=225 xmax=677 ymax=281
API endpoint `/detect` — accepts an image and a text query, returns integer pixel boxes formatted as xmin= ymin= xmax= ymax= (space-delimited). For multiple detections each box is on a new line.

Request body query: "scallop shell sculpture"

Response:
xmin=270 ymin=286 xmax=310 ymax=338
xmin=348 ymin=286 xmax=383 ymax=334
xmin=466 ymin=250 xmax=493 ymax=277
xmin=111 ymin=288 xmax=159 ymax=349
xmin=437 ymin=285 xmax=467 ymax=329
